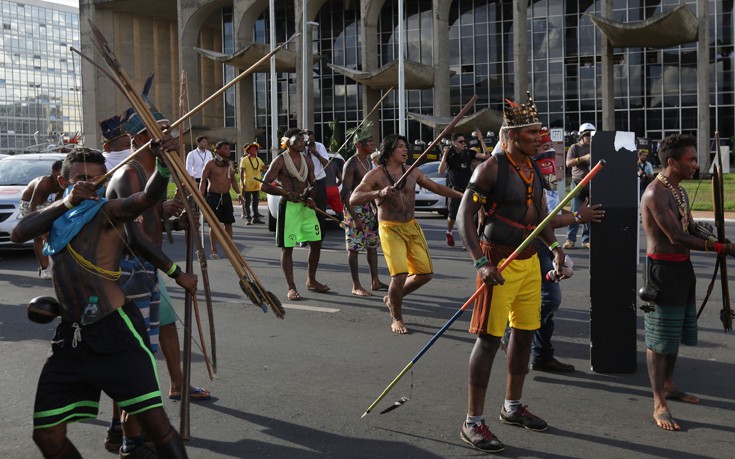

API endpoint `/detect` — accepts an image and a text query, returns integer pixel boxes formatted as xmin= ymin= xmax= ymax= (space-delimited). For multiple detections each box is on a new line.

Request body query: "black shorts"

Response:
xmin=33 ymin=303 xmax=163 ymax=429
xmin=206 ymin=192 xmax=235 ymax=224
xmin=448 ymin=187 xmax=465 ymax=220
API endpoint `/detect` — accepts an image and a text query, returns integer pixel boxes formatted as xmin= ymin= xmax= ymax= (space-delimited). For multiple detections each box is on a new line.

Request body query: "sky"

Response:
xmin=45 ymin=0 xmax=79 ymax=7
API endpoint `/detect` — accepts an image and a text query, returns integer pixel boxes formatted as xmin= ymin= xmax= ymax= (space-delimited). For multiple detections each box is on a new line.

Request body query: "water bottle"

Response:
xmin=80 ymin=296 xmax=100 ymax=326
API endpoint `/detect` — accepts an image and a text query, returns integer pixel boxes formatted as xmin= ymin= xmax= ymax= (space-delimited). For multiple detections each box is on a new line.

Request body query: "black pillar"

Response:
xmin=589 ymin=131 xmax=638 ymax=373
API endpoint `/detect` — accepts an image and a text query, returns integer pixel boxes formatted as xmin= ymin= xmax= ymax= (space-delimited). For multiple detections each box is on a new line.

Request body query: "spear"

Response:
xmin=391 ymin=95 xmax=478 ymax=190
xmin=361 ymin=159 xmax=607 ymax=418
xmin=87 ymin=20 xmax=284 ymax=318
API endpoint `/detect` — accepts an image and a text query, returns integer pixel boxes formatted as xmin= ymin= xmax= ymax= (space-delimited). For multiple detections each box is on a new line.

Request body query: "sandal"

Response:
xmin=169 ymin=386 xmax=211 ymax=401
xmin=306 ymin=282 xmax=331 ymax=293
xmin=287 ymin=289 xmax=301 ymax=301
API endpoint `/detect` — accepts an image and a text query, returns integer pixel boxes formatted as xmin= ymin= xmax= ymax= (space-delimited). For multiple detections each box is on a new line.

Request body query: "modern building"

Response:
xmin=0 ymin=0 xmax=82 ymax=154
xmin=79 ymin=1 xmax=731 ymax=163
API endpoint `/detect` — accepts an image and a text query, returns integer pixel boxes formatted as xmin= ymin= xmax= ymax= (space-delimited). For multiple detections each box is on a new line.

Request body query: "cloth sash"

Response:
xmin=43 ymin=188 xmax=108 ymax=256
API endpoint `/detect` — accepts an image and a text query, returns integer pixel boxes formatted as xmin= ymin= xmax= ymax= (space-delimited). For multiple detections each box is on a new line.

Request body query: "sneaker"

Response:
xmin=39 ymin=267 xmax=52 ymax=279
xmin=460 ymin=420 xmax=504 ymax=453
xmin=562 ymin=240 xmax=575 ymax=249
xmin=118 ymin=444 xmax=157 ymax=459
xmin=499 ymin=405 xmax=548 ymax=431
xmin=104 ymin=428 xmax=122 ymax=452
xmin=446 ymin=232 xmax=455 ymax=247
xmin=531 ymin=357 xmax=575 ymax=372
xmin=582 ymin=241 xmax=591 ymax=249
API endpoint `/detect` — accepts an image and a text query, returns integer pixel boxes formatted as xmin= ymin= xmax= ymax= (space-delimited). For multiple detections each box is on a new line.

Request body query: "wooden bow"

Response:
xmin=87 ymin=20 xmax=285 ymax=319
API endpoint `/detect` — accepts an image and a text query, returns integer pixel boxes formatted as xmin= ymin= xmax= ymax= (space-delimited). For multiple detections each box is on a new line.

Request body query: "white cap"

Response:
xmin=579 ymin=123 xmax=596 ymax=135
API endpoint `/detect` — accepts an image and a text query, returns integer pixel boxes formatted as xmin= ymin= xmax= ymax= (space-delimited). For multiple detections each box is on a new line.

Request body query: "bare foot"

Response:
xmin=306 ymin=281 xmax=330 ymax=293
xmin=287 ymin=289 xmax=301 ymax=301
xmin=352 ymin=287 xmax=372 ymax=297
xmin=391 ymin=318 xmax=408 ymax=334
xmin=653 ymin=410 xmax=680 ymax=431
xmin=372 ymin=281 xmax=389 ymax=291
xmin=664 ymin=389 xmax=700 ymax=404
xmin=384 ymin=296 xmax=408 ymax=334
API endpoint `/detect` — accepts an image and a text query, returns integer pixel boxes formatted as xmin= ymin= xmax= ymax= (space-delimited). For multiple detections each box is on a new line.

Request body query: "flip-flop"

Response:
xmin=307 ymin=283 xmax=331 ymax=293
xmin=169 ymin=387 xmax=211 ymax=401
xmin=665 ymin=390 xmax=700 ymax=404
xmin=210 ymin=253 xmax=220 ymax=260
xmin=287 ymin=289 xmax=301 ymax=301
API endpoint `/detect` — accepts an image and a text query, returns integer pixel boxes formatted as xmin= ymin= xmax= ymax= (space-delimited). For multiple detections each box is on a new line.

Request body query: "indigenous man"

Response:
xmin=100 ymin=114 xmax=132 ymax=171
xmin=457 ymin=95 xmax=564 ymax=453
xmin=340 ymin=127 xmax=388 ymax=296
xmin=260 ymin=127 xmax=330 ymax=301
xmin=199 ymin=141 xmax=243 ymax=260
xmin=20 ymin=159 xmax=63 ymax=279
xmin=641 ymin=133 xmax=719 ymax=431
xmin=11 ymin=147 xmax=190 ymax=459
xmin=105 ymin=106 xmax=202 ymax=456
xmin=239 ymin=142 xmax=265 ymax=224
xmin=351 ymin=134 xmax=462 ymax=334
xmin=185 ymin=136 xmax=212 ymax=182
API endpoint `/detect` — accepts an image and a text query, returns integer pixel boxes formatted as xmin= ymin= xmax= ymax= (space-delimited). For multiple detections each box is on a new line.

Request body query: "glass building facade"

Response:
xmin=0 ymin=0 xmax=82 ymax=153
xmin=242 ymin=0 xmax=732 ymax=150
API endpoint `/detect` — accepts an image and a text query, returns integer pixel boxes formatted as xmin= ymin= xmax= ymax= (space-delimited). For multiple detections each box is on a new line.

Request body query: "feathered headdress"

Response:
xmin=503 ymin=92 xmax=540 ymax=128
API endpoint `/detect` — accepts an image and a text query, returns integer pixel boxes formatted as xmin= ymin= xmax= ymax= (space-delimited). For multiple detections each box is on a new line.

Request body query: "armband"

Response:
xmin=467 ymin=182 xmax=488 ymax=205
xmin=63 ymin=195 xmax=74 ymax=210
xmin=714 ymin=242 xmax=729 ymax=256
xmin=548 ymin=241 xmax=560 ymax=251
xmin=166 ymin=262 xmax=182 ymax=279
xmin=473 ymin=256 xmax=490 ymax=270
xmin=156 ymin=158 xmax=171 ymax=179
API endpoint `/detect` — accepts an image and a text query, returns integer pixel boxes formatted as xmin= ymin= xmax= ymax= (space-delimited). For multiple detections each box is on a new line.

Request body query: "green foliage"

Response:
xmin=327 ymin=118 xmax=345 ymax=155
xmin=681 ymin=174 xmax=735 ymax=211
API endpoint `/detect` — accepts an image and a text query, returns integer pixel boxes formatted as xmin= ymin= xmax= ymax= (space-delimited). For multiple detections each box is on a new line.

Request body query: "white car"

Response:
xmin=0 ymin=153 xmax=67 ymax=248
xmin=415 ymin=161 xmax=448 ymax=216
xmin=266 ymin=153 xmax=344 ymax=231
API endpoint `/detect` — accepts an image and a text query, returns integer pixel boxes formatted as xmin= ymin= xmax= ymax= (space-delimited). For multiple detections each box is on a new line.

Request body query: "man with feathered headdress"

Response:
xmin=456 ymin=93 xmax=565 ymax=453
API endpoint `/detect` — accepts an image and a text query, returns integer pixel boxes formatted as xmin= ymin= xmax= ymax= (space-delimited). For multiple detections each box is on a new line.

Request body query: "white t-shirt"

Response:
xmin=103 ymin=148 xmax=131 ymax=171
xmin=311 ymin=141 xmax=329 ymax=180
xmin=185 ymin=148 xmax=213 ymax=179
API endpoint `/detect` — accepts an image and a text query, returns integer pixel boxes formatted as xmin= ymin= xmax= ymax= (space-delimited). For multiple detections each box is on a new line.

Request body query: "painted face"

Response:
xmin=533 ymin=151 xmax=557 ymax=188
xmin=358 ymin=138 xmax=375 ymax=154
xmin=511 ymin=125 xmax=542 ymax=156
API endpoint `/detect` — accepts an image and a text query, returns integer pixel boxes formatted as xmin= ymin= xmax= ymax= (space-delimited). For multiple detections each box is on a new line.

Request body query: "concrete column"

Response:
xmin=178 ymin=0 xmax=203 ymax=128
xmin=79 ymin=0 xmax=102 ymax=148
xmin=234 ymin=1 xmax=258 ymax=150
xmin=432 ymin=0 xmax=450 ymax=134
xmin=153 ymin=20 xmax=174 ymax=118
xmin=361 ymin=0 xmax=381 ymax=140
xmin=697 ymin=0 xmax=710 ymax=164
xmin=600 ymin=0 xmax=614 ymax=130
xmin=512 ymin=0 xmax=528 ymax=101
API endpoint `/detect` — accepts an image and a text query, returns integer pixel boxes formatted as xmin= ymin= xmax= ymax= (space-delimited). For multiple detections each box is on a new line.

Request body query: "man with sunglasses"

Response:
xmin=439 ymin=131 xmax=489 ymax=248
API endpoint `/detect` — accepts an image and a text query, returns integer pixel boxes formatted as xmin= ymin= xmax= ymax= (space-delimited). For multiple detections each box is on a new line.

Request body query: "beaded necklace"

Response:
xmin=656 ymin=172 xmax=689 ymax=231
xmin=504 ymin=150 xmax=534 ymax=206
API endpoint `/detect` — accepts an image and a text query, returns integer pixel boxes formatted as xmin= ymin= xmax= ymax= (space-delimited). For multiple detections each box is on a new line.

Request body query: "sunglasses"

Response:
xmin=456 ymin=140 xmax=466 ymax=144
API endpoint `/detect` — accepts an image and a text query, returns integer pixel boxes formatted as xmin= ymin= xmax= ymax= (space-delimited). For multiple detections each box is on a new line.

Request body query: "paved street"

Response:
xmin=1 ymin=209 xmax=733 ymax=458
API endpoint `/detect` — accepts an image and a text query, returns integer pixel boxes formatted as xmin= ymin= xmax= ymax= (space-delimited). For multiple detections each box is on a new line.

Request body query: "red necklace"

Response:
xmin=505 ymin=150 xmax=534 ymax=206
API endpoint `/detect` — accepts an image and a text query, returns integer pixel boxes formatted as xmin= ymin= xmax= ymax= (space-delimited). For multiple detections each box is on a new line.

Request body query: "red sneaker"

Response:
xmin=446 ymin=232 xmax=455 ymax=247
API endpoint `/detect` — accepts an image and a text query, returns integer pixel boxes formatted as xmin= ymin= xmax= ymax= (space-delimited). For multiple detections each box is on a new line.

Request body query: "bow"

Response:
xmin=698 ymin=131 xmax=732 ymax=331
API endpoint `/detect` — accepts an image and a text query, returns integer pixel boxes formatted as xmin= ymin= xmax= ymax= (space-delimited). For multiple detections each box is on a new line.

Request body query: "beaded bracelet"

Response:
xmin=574 ymin=212 xmax=582 ymax=223
xmin=166 ymin=262 xmax=182 ymax=279
xmin=473 ymin=256 xmax=490 ymax=270
xmin=156 ymin=158 xmax=171 ymax=179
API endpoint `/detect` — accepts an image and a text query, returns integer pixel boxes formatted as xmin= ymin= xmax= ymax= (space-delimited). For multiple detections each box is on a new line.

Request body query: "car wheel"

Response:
xmin=268 ymin=209 xmax=276 ymax=232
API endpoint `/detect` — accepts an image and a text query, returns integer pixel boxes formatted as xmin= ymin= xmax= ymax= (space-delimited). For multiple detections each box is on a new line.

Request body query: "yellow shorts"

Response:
xmin=379 ymin=220 xmax=433 ymax=276
xmin=469 ymin=254 xmax=541 ymax=336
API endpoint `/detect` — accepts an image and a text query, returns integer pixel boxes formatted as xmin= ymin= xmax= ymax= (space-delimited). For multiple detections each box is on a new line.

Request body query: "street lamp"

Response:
xmin=301 ymin=1 xmax=319 ymax=127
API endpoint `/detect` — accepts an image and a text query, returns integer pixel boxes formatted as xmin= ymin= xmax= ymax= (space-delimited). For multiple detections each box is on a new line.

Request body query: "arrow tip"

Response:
xmin=360 ymin=411 xmax=369 ymax=419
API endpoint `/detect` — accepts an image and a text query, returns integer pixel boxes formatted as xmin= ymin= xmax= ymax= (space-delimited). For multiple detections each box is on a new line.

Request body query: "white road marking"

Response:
xmin=168 ymin=293 xmax=339 ymax=313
